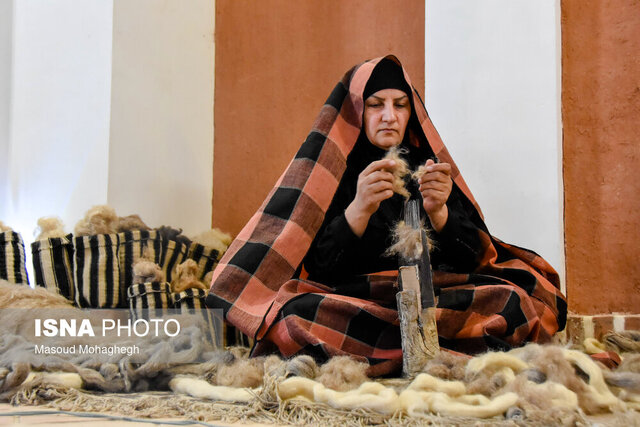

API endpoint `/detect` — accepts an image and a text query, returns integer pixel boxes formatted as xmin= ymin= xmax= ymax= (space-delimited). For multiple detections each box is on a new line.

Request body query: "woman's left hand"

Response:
xmin=418 ymin=159 xmax=452 ymax=232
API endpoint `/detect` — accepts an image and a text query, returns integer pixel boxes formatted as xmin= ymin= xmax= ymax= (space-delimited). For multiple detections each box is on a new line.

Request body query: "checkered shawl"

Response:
xmin=207 ymin=56 xmax=567 ymax=374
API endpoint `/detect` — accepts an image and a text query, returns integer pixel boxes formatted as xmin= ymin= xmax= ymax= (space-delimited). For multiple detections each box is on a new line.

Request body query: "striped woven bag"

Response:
xmin=31 ymin=234 xmax=74 ymax=300
xmin=118 ymin=230 xmax=162 ymax=303
xmin=73 ymin=234 xmax=121 ymax=308
xmin=186 ymin=243 xmax=221 ymax=281
xmin=172 ymin=288 xmax=221 ymax=350
xmin=159 ymin=239 xmax=189 ymax=283
xmin=0 ymin=230 xmax=29 ymax=285
xmin=127 ymin=282 xmax=172 ymax=320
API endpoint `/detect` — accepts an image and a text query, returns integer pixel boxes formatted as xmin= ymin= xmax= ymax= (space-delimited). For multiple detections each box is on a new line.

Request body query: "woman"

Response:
xmin=207 ymin=56 xmax=567 ymax=376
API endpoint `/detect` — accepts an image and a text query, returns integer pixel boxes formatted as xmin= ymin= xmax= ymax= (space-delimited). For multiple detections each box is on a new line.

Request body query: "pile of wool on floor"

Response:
xmin=1 ymin=281 xmax=640 ymax=426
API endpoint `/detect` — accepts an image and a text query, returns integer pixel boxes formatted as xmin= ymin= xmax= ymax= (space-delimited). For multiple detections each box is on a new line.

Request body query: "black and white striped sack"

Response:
xmin=127 ymin=282 xmax=172 ymax=320
xmin=186 ymin=243 xmax=221 ymax=281
xmin=0 ymin=230 xmax=29 ymax=285
xmin=118 ymin=229 xmax=162 ymax=299
xmin=159 ymin=238 xmax=189 ymax=283
xmin=172 ymin=288 xmax=220 ymax=350
xmin=31 ymin=234 xmax=74 ymax=300
xmin=74 ymin=234 xmax=121 ymax=308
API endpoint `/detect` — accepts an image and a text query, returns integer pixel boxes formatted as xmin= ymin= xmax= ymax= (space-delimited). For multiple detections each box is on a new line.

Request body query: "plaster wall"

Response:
xmin=425 ymin=0 xmax=564 ymax=285
xmin=562 ymin=0 xmax=640 ymax=314
xmin=109 ymin=0 xmax=215 ymax=235
xmin=213 ymin=0 xmax=425 ymax=236
xmin=5 ymin=0 xmax=113 ymax=243
xmin=0 ymin=0 xmax=12 ymax=220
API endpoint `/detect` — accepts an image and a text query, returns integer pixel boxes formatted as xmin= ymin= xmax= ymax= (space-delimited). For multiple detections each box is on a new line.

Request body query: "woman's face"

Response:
xmin=363 ymin=89 xmax=411 ymax=150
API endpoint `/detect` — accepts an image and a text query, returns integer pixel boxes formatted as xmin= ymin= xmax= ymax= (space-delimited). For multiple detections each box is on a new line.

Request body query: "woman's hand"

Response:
xmin=345 ymin=159 xmax=396 ymax=237
xmin=418 ymin=159 xmax=452 ymax=232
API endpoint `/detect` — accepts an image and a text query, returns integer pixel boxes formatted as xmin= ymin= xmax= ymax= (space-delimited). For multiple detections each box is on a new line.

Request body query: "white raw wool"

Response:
xmin=74 ymin=205 xmax=119 ymax=236
xmin=23 ymin=372 xmax=83 ymax=390
xmin=279 ymin=377 xmax=401 ymax=416
xmin=169 ymin=376 xmax=254 ymax=402
xmin=34 ymin=217 xmax=66 ymax=240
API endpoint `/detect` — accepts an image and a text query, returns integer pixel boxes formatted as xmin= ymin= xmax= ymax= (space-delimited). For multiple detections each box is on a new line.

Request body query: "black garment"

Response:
xmin=303 ymin=134 xmax=483 ymax=284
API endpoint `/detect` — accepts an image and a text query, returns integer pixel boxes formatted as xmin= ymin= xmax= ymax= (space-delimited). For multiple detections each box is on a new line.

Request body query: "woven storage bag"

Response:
xmin=223 ymin=324 xmax=254 ymax=348
xmin=172 ymin=288 xmax=220 ymax=350
xmin=118 ymin=230 xmax=162 ymax=300
xmin=31 ymin=234 xmax=74 ymax=300
xmin=73 ymin=234 xmax=121 ymax=308
xmin=159 ymin=239 xmax=189 ymax=283
xmin=0 ymin=231 xmax=29 ymax=285
xmin=127 ymin=282 xmax=172 ymax=320
xmin=186 ymin=243 xmax=221 ymax=281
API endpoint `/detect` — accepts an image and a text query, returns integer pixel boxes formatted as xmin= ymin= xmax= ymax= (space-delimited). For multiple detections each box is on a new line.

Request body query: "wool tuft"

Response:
xmin=116 ymin=214 xmax=151 ymax=232
xmin=316 ymin=356 xmax=370 ymax=391
xmin=619 ymin=354 xmax=640 ymax=374
xmin=411 ymin=164 xmax=429 ymax=182
xmin=502 ymin=375 xmax=579 ymax=422
xmin=34 ymin=217 xmax=66 ymax=240
xmin=227 ymin=346 xmax=251 ymax=360
xmin=604 ymin=371 xmax=640 ymax=392
xmin=583 ymin=337 xmax=607 ymax=354
xmin=284 ymin=355 xmax=319 ymax=379
xmin=523 ymin=368 xmax=547 ymax=384
xmin=383 ymin=146 xmax=410 ymax=199
xmin=132 ymin=260 xmax=165 ymax=285
xmin=0 ymin=280 xmax=72 ymax=309
xmin=190 ymin=228 xmax=233 ymax=256
xmin=422 ymin=349 xmax=469 ymax=381
xmin=216 ymin=357 xmax=264 ymax=388
xmin=514 ymin=345 xmax=595 ymax=410
xmin=263 ymin=354 xmax=286 ymax=377
xmin=466 ymin=351 xmax=528 ymax=377
xmin=603 ymin=330 xmax=640 ymax=353
xmin=561 ymin=348 xmax=626 ymax=413
xmin=466 ymin=367 xmax=516 ymax=397
xmin=74 ymin=205 xmax=119 ymax=236
xmin=170 ymin=260 xmax=208 ymax=293
xmin=156 ymin=226 xmax=192 ymax=246
xmin=385 ymin=220 xmax=434 ymax=260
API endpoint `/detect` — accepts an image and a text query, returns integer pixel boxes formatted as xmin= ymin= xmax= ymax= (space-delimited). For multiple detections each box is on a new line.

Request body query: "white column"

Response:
xmin=425 ymin=0 xmax=564 ymax=286
xmin=108 ymin=0 xmax=215 ymax=236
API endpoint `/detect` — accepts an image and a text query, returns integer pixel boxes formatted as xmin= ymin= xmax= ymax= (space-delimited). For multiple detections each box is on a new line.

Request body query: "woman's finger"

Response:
xmin=372 ymin=189 xmax=394 ymax=203
xmin=420 ymin=181 xmax=449 ymax=192
xmin=369 ymin=181 xmax=394 ymax=193
xmin=362 ymin=159 xmax=396 ymax=176
xmin=364 ymin=170 xmax=395 ymax=184
xmin=419 ymin=171 xmax=451 ymax=184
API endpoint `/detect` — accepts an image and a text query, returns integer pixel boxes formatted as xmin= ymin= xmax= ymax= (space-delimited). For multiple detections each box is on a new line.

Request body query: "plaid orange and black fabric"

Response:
xmin=207 ymin=55 xmax=567 ymax=374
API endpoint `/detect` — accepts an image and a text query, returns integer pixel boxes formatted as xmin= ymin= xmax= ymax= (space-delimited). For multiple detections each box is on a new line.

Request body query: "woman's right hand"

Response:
xmin=344 ymin=159 xmax=396 ymax=237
